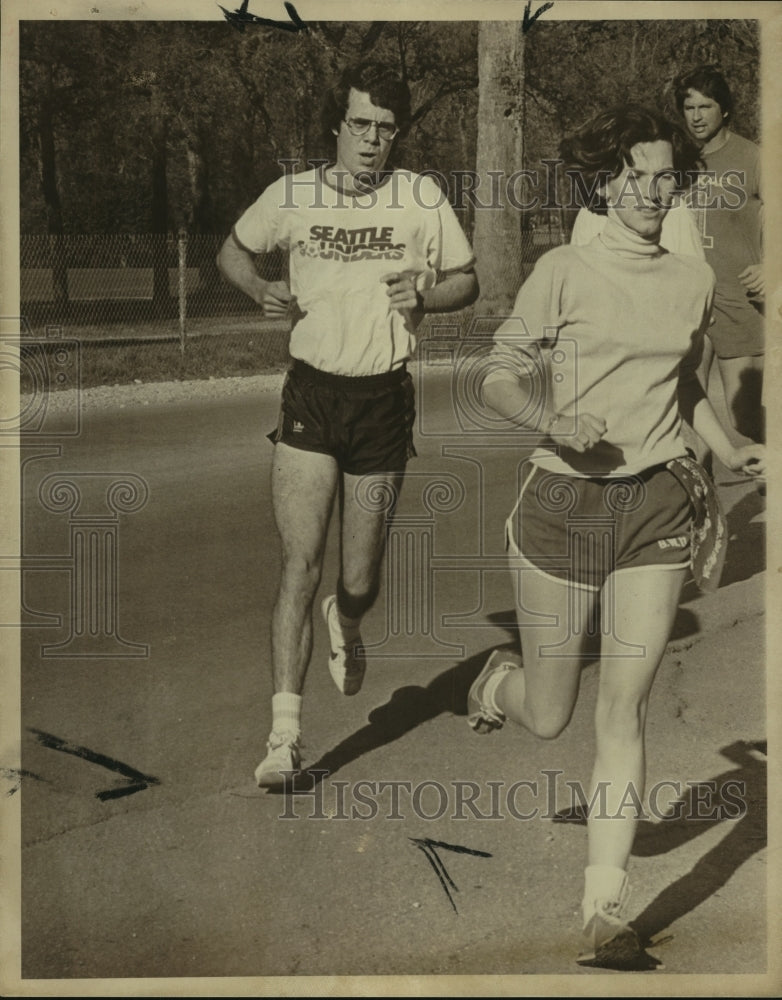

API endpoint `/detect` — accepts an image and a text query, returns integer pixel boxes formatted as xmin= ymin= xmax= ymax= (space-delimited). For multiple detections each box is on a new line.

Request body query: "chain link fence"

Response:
xmin=20 ymin=232 xmax=287 ymax=335
xmin=19 ymin=220 xmax=569 ymax=388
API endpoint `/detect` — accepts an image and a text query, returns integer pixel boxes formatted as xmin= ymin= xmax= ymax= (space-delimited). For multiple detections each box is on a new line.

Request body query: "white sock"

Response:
xmin=582 ymin=865 xmax=628 ymax=926
xmin=482 ymin=669 xmax=508 ymax=714
xmin=271 ymin=692 xmax=302 ymax=738
xmin=482 ymin=651 xmax=522 ymax=714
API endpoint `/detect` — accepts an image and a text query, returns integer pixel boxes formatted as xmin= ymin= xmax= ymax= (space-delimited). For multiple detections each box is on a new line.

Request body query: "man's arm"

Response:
xmin=738 ymin=139 xmax=764 ymax=299
xmin=423 ymin=269 xmax=479 ymax=312
xmin=382 ymin=268 xmax=479 ymax=314
xmin=216 ymin=232 xmax=291 ymax=315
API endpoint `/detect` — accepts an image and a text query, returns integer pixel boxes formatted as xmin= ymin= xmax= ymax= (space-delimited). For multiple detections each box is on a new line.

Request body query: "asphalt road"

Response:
xmin=7 ymin=365 xmax=772 ymax=992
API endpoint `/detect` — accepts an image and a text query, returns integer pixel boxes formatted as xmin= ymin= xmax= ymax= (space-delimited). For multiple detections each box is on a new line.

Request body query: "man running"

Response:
xmin=674 ymin=64 xmax=764 ymax=443
xmin=217 ymin=61 xmax=478 ymax=788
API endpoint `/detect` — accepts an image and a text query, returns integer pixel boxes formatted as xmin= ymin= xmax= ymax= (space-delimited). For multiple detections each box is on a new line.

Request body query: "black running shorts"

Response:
xmin=268 ymin=359 xmax=417 ymax=475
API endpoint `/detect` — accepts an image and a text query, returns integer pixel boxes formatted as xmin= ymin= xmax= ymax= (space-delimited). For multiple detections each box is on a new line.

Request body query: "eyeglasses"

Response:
xmin=343 ymin=117 xmax=399 ymax=141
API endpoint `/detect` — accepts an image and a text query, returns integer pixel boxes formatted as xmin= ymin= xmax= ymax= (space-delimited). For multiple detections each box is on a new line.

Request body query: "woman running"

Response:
xmin=469 ymin=105 xmax=764 ymax=968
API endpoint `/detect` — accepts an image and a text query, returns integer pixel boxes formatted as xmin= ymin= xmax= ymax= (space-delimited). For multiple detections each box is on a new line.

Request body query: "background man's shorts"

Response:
xmin=506 ymin=462 xmax=693 ymax=590
xmin=708 ymin=296 xmax=764 ymax=359
xmin=268 ymin=359 xmax=416 ymax=475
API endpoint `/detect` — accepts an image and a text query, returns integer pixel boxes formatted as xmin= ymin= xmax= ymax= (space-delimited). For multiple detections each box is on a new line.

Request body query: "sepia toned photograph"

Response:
xmin=1 ymin=0 xmax=780 ymax=994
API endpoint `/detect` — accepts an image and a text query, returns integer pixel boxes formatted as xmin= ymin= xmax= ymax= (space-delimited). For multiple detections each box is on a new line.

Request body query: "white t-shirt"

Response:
xmin=233 ymin=166 xmax=475 ymax=376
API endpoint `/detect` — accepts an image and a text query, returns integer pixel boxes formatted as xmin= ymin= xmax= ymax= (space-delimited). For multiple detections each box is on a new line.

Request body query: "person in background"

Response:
xmin=674 ymin=64 xmax=764 ymax=445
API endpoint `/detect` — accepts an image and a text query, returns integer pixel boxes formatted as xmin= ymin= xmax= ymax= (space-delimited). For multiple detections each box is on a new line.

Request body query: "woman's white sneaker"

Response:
xmin=467 ymin=648 xmax=522 ymax=733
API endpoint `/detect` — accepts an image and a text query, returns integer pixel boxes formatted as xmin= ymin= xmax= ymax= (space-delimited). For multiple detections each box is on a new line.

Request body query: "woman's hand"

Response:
xmin=724 ymin=444 xmax=765 ymax=477
xmin=549 ymin=412 xmax=607 ymax=453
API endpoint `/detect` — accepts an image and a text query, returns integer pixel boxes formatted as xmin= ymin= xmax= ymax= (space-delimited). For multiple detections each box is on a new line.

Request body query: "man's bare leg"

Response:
xmin=255 ymin=443 xmax=338 ymax=787
xmin=320 ymin=470 xmax=404 ymax=695
xmin=270 ymin=443 xmax=339 ymax=694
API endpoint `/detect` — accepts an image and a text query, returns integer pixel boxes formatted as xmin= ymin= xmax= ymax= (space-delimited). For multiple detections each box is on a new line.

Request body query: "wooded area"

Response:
xmin=19 ymin=18 xmax=760 ymax=311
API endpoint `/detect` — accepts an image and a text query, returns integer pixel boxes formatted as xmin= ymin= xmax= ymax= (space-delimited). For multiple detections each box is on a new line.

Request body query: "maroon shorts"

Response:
xmin=506 ymin=462 xmax=693 ymax=590
xmin=268 ymin=360 xmax=416 ymax=475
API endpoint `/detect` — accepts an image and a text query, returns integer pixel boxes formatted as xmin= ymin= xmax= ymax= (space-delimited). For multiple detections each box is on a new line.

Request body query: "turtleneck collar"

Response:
xmin=597 ymin=212 xmax=666 ymax=258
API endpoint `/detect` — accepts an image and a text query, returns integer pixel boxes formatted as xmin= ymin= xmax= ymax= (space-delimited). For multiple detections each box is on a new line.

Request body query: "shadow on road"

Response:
xmin=719 ymin=490 xmax=766 ymax=587
xmin=553 ymin=739 xmax=767 ymax=951
xmin=631 ymin=739 xmax=767 ymax=948
xmin=274 ymin=615 xmax=518 ymax=792
xmin=286 ymin=649 xmax=489 ymax=792
xmin=288 ymin=588 xmax=740 ymax=791
xmin=665 ymin=605 xmax=701 ymax=643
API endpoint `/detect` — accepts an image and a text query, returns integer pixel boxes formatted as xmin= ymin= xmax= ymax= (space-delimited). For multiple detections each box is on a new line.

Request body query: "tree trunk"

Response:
xmin=185 ymin=132 xmax=222 ymax=289
xmin=150 ymin=87 xmax=169 ymax=309
xmin=185 ymin=125 xmax=213 ymax=234
xmin=458 ymin=98 xmax=475 ymax=245
xmin=38 ymin=63 xmax=69 ymax=309
xmin=473 ymin=22 xmax=525 ymax=316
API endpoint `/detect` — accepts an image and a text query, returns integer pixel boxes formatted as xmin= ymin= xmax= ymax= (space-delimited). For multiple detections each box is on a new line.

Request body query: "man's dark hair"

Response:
xmin=673 ymin=64 xmax=733 ymax=120
xmin=560 ymin=104 xmax=702 ymax=213
xmin=321 ymin=61 xmax=412 ymax=145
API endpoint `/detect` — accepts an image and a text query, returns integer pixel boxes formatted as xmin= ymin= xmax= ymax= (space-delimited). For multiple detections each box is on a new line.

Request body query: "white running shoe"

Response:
xmin=254 ymin=730 xmax=301 ymax=789
xmin=577 ymin=882 xmax=642 ymax=968
xmin=321 ymin=594 xmax=366 ymax=696
xmin=467 ymin=648 xmax=522 ymax=733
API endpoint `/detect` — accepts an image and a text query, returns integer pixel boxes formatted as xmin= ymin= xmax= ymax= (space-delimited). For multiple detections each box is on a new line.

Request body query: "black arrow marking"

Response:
xmin=409 ymin=837 xmax=492 ymax=913
xmin=1 ymin=767 xmax=47 ymax=795
xmin=29 ymin=728 xmax=160 ymax=801
xmin=522 ymin=0 xmax=555 ymax=34
xmin=418 ymin=842 xmax=458 ymax=912
xmin=218 ymin=0 xmax=307 ymax=33
xmin=414 ymin=837 xmax=493 ymax=857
